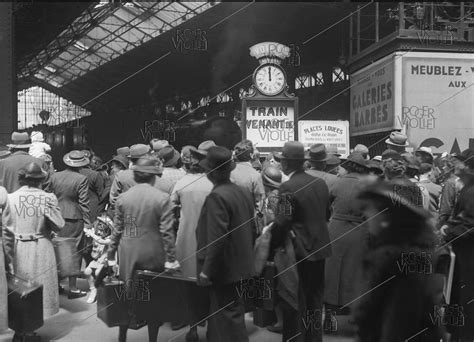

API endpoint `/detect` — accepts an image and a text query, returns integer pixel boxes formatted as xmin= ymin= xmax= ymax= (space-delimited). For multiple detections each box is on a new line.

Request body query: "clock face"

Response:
xmin=254 ymin=64 xmax=286 ymax=96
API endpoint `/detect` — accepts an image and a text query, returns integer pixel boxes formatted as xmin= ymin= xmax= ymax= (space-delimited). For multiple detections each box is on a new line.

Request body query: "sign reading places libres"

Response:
xmin=245 ymin=104 xmax=295 ymax=148
xmin=298 ymin=120 xmax=350 ymax=156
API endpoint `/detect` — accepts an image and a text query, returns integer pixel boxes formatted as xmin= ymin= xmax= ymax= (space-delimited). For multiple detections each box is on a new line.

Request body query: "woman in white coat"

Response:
xmin=2 ymin=162 xmax=65 ymax=318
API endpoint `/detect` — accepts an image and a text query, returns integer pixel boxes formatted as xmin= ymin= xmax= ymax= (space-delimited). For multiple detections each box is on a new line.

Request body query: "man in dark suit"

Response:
xmin=196 ymin=146 xmax=255 ymax=342
xmin=273 ymin=141 xmax=332 ymax=342
xmin=305 ymin=144 xmax=338 ymax=192
xmin=79 ymin=151 xmax=105 ymax=223
xmin=46 ymin=150 xmax=91 ymax=298
xmin=0 ymin=132 xmax=44 ymax=193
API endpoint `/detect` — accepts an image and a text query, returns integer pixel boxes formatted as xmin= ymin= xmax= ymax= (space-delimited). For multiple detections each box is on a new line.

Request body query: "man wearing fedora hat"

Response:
xmin=272 ymin=141 xmax=331 ymax=342
xmin=46 ymin=150 xmax=91 ymax=299
xmin=195 ymin=146 xmax=255 ymax=342
xmin=306 ymin=143 xmax=338 ymax=191
xmin=157 ymin=145 xmax=185 ymax=188
xmin=110 ymin=144 xmax=172 ymax=208
xmin=385 ymin=131 xmax=410 ymax=153
xmin=0 ymin=132 xmax=45 ymax=193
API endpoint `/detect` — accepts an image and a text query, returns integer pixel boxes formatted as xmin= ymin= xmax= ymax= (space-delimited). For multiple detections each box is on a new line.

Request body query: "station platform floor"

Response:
xmin=0 ymin=279 xmax=355 ymax=342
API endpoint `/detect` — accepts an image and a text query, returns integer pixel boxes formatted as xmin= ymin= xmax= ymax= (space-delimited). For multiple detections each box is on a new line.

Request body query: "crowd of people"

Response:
xmin=0 ymin=128 xmax=473 ymax=342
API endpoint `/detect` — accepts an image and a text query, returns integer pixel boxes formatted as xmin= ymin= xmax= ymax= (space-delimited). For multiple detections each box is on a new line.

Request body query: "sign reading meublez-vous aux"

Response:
xmin=245 ymin=106 xmax=294 ymax=147
xmin=298 ymin=120 xmax=350 ymax=156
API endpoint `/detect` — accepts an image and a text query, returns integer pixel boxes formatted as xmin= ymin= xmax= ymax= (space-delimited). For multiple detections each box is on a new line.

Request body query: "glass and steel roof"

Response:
xmin=22 ymin=1 xmax=217 ymax=88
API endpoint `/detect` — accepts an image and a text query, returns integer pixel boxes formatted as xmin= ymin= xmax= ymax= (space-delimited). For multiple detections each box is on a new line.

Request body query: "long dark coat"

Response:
xmin=353 ymin=221 xmax=445 ymax=342
xmin=325 ymin=173 xmax=367 ymax=306
xmin=196 ymin=181 xmax=255 ymax=284
xmin=108 ymin=183 xmax=176 ymax=283
xmin=445 ymin=171 xmax=474 ymax=340
xmin=79 ymin=167 xmax=105 ymax=223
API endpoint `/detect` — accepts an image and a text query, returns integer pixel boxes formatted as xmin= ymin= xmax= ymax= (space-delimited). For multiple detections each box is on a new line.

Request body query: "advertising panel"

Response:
xmin=398 ymin=52 xmax=474 ymax=154
xmin=350 ymin=54 xmax=395 ymax=136
xmin=298 ymin=120 xmax=350 ymax=156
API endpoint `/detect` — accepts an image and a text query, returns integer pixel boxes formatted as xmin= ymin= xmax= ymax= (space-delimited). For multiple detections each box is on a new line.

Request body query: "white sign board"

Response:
xmin=350 ymin=54 xmax=395 ymax=136
xmin=244 ymin=105 xmax=295 ymax=148
xmin=396 ymin=52 xmax=474 ymax=154
xmin=298 ymin=120 xmax=350 ymax=156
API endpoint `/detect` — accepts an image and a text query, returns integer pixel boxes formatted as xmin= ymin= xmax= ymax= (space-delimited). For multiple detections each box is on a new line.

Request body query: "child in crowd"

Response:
xmin=29 ymin=131 xmax=51 ymax=158
xmin=83 ymin=216 xmax=113 ymax=304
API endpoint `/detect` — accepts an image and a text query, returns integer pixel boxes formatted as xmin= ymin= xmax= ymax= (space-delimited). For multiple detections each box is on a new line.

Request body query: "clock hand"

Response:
xmin=268 ymin=66 xmax=271 ymax=82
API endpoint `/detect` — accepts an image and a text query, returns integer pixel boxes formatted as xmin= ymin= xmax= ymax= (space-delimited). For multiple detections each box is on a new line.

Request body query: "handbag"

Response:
xmin=7 ymin=273 xmax=44 ymax=333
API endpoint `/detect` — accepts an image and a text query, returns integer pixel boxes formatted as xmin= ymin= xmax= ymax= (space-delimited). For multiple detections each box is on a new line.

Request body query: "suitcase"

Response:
xmin=254 ymin=263 xmax=276 ymax=311
xmin=134 ymin=270 xmax=210 ymax=324
xmin=97 ymin=276 xmax=146 ymax=330
xmin=7 ymin=273 xmax=44 ymax=333
xmin=53 ymin=237 xmax=81 ymax=278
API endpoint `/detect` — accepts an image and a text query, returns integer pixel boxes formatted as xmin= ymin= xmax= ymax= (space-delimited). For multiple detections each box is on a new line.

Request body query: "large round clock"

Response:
xmin=253 ymin=64 xmax=286 ymax=96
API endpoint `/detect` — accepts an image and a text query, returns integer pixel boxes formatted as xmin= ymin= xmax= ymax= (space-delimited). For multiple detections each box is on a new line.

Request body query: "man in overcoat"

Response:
xmin=46 ymin=150 xmax=91 ymax=298
xmin=273 ymin=141 xmax=332 ymax=342
xmin=0 ymin=132 xmax=44 ymax=193
xmin=196 ymin=146 xmax=255 ymax=342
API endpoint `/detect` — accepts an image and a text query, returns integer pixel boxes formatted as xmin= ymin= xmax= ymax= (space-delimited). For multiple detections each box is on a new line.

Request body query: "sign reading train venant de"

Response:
xmin=244 ymin=103 xmax=295 ymax=148
xmin=298 ymin=120 xmax=350 ymax=156
xmin=350 ymin=54 xmax=395 ymax=136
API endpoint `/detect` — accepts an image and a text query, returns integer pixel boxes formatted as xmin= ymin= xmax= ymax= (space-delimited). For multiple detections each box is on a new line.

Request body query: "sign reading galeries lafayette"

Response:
xmin=350 ymin=54 xmax=395 ymax=136
xmin=298 ymin=120 xmax=350 ymax=156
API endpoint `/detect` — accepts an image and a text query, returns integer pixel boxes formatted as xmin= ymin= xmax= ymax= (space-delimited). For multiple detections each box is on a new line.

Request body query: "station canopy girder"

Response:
xmin=18 ymin=1 xmax=217 ymax=88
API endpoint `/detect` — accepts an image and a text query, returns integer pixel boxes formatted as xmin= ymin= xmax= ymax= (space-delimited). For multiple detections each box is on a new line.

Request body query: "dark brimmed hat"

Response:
xmin=199 ymin=146 xmax=236 ymax=173
xmin=131 ymin=157 xmax=163 ymax=175
xmin=262 ymin=166 xmax=282 ymax=190
xmin=111 ymin=155 xmax=129 ymax=169
xmin=128 ymin=144 xmax=150 ymax=159
xmin=306 ymin=143 xmax=330 ymax=162
xmin=359 ymin=179 xmax=431 ymax=218
xmin=453 ymin=149 xmax=474 ymax=168
xmin=19 ymin=162 xmax=48 ymax=179
xmin=191 ymin=140 xmax=216 ymax=159
xmin=7 ymin=132 xmax=31 ymax=149
xmin=385 ymin=131 xmax=409 ymax=147
xmin=63 ymin=150 xmax=90 ymax=168
xmin=157 ymin=145 xmax=180 ymax=167
xmin=274 ymin=141 xmax=307 ymax=161
xmin=345 ymin=152 xmax=369 ymax=169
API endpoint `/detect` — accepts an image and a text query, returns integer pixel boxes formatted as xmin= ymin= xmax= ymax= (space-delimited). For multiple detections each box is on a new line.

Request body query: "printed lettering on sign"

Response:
xmin=298 ymin=120 xmax=350 ymax=156
xmin=399 ymin=52 xmax=474 ymax=153
xmin=244 ymin=104 xmax=296 ymax=149
xmin=350 ymin=55 xmax=395 ymax=135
